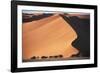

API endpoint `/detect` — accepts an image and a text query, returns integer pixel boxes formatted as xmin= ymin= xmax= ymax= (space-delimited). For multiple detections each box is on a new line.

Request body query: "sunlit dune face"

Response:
xmin=22 ymin=13 xmax=79 ymax=61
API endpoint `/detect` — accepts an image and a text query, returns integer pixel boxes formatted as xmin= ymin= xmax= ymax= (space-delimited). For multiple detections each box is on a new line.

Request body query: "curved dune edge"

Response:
xmin=22 ymin=14 xmax=79 ymax=61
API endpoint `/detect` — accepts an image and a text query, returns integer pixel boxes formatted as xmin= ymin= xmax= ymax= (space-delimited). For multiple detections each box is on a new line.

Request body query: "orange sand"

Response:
xmin=22 ymin=14 xmax=79 ymax=60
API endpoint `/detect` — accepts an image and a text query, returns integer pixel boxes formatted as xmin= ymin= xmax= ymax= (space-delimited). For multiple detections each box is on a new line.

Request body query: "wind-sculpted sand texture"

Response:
xmin=22 ymin=14 xmax=79 ymax=61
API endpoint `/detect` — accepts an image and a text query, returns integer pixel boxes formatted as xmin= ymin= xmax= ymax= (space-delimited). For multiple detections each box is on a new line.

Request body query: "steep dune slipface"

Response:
xmin=22 ymin=14 xmax=79 ymax=60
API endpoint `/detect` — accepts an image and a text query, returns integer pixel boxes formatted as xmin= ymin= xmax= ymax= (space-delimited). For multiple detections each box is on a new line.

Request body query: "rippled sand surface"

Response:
xmin=22 ymin=14 xmax=79 ymax=60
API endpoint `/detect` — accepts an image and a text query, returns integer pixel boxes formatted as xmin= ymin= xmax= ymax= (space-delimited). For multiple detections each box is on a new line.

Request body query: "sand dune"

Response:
xmin=22 ymin=14 xmax=79 ymax=60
